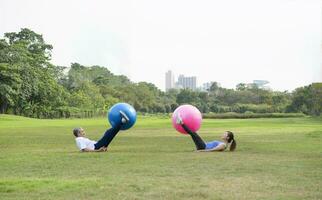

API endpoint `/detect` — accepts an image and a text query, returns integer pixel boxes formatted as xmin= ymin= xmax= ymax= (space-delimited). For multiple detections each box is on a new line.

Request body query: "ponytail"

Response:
xmin=226 ymin=131 xmax=237 ymax=151
xmin=229 ymin=139 xmax=237 ymax=151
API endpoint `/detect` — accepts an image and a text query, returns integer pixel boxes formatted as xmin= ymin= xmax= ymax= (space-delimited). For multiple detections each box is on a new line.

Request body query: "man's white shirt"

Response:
xmin=75 ymin=137 xmax=96 ymax=150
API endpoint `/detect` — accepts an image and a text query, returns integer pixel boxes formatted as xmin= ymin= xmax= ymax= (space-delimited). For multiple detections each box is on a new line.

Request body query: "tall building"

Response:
xmin=250 ymin=80 xmax=270 ymax=90
xmin=165 ymin=70 xmax=175 ymax=91
xmin=177 ymin=74 xmax=197 ymax=90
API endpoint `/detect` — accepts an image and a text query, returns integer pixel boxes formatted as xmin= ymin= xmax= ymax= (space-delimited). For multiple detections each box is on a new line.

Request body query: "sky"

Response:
xmin=0 ymin=0 xmax=321 ymax=91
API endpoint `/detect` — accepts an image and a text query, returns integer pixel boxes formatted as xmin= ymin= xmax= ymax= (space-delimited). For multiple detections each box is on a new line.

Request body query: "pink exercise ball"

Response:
xmin=172 ymin=104 xmax=202 ymax=134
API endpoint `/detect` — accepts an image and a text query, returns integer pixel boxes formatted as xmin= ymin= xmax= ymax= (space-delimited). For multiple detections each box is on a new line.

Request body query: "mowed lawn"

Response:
xmin=0 ymin=114 xmax=321 ymax=200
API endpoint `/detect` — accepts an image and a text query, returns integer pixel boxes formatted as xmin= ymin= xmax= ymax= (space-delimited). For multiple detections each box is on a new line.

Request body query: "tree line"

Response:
xmin=0 ymin=28 xmax=321 ymax=118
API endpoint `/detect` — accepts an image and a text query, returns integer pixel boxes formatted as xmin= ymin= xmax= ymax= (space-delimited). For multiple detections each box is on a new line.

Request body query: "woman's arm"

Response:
xmin=196 ymin=143 xmax=226 ymax=152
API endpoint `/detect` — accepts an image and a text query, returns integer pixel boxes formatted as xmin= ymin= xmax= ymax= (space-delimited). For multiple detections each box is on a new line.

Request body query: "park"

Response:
xmin=0 ymin=114 xmax=321 ymax=199
xmin=1 ymin=1 xmax=322 ymax=199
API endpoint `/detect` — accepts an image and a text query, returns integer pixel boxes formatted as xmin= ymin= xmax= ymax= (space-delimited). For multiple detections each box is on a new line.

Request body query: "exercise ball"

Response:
xmin=172 ymin=104 xmax=202 ymax=134
xmin=108 ymin=103 xmax=137 ymax=130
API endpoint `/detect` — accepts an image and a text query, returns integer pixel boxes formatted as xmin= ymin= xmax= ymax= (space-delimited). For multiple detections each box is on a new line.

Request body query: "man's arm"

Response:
xmin=196 ymin=143 xmax=226 ymax=152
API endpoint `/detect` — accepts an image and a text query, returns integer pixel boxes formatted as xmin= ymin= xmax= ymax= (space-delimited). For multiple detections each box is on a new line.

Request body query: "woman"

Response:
xmin=176 ymin=114 xmax=236 ymax=152
xmin=73 ymin=111 xmax=129 ymax=152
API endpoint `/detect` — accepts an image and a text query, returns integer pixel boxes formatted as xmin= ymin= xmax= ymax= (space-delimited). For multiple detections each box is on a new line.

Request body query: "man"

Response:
xmin=73 ymin=111 xmax=129 ymax=152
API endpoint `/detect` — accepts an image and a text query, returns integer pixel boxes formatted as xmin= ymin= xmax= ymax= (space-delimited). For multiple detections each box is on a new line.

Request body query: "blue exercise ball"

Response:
xmin=108 ymin=103 xmax=137 ymax=130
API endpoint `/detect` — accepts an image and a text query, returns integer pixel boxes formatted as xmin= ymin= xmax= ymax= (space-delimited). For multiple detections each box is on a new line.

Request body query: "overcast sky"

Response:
xmin=1 ymin=0 xmax=321 ymax=91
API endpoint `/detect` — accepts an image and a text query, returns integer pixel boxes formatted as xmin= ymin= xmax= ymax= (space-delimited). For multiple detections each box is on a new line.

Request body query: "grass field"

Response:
xmin=0 ymin=114 xmax=321 ymax=200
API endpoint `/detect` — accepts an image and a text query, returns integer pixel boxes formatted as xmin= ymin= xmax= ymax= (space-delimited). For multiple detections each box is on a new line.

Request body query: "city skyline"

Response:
xmin=166 ymin=70 xmax=197 ymax=91
xmin=1 ymin=0 xmax=321 ymax=92
xmin=165 ymin=70 xmax=271 ymax=91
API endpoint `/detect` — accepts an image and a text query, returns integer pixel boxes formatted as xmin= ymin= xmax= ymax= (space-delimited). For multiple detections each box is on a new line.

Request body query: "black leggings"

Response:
xmin=181 ymin=124 xmax=206 ymax=150
xmin=94 ymin=124 xmax=121 ymax=149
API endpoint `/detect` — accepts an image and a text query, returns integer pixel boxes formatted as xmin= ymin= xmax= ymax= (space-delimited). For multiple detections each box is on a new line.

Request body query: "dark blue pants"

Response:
xmin=94 ymin=124 xmax=121 ymax=149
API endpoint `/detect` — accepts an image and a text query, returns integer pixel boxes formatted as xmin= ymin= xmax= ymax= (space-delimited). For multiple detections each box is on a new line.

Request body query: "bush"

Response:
xmin=203 ymin=112 xmax=306 ymax=119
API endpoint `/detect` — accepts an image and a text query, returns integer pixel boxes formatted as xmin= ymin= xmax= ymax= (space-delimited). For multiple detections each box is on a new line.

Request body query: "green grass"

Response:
xmin=0 ymin=114 xmax=321 ymax=200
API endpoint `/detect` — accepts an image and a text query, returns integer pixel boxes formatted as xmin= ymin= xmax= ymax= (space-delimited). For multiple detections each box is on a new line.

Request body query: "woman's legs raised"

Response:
xmin=181 ymin=124 xmax=206 ymax=150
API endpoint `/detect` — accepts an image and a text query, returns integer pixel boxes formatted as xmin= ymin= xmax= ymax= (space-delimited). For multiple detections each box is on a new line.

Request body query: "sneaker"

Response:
xmin=120 ymin=111 xmax=129 ymax=124
xmin=176 ymin=113 xmax=183 ymax=124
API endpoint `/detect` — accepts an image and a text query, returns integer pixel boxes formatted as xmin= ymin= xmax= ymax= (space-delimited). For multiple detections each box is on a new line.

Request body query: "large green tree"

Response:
xmin=0 ymin=28 xmax=69 ymax=117
xmin=287 ymin=83 xmax=322 ymax=116
xmin=0 ymin=39 xmax=22 ymax=113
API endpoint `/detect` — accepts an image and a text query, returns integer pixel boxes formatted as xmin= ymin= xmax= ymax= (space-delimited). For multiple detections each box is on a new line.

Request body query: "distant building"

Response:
xmin=249 ymin=80 xmax=270 ymax=90
xmin=177 ymin=74 xmax=197 ymax=90
xmin=165 ymin=70 xmax=199 ymax=91
xmin=165 ymin=70 xmax=175 ymax=91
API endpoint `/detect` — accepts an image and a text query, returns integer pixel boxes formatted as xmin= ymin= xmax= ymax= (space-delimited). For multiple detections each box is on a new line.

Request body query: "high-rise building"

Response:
xmin=177 ymin=74 xmax=197 ymax=90
xmin=165 ymin=71 xmax=197 ymax=91
xmin=251 ymin=80 xmax=270 ymax=90
xmin=165 ymin=70 xmax=175 ymax=91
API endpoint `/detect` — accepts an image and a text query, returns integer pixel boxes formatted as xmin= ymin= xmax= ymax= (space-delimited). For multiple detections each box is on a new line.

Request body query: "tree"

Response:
xmin=176 ymin=89 xmax=199 ymax=105
xmin=1 ymin=28 xmax=320 ymax=118
xmin=0 ymin=28 xmax=70 ymax=117
xmin=209 ymin=82 xmax=220 ymax=92
xmin=0 ymin=63 xmax=21 ymax=113
xmin=287 ymin=83 xmax=322 ymax=116
xmin=5 ymin=28 xmax=53 ymax=59
xmin=0 ymin=39 xmax=22 ymax=113
xmin=236 ymin=83 xmax=247 ymax=91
